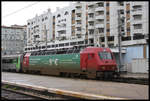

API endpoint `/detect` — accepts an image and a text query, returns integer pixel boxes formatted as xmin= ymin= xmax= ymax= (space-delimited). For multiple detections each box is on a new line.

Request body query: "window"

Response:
xmin=107 ymin=29 xmax=110 ymax=32
xmin=133 ymin=24 xmax=142 ymax=29
xmin=122 ymin=36 xmax=131 ymax=41
xmin=126 ymin=10 xmax=130 ymax=13
xmin=89 ymin=22 xmax=94 ymax=26
xmin=133 ymin=34 xmax=144 ymax=40
xmin=106 ymin=3 xmax=109 ymax=6
xmin=98 ymin=28 xmax=104 ymax=33
xmin=89 ymin=14 xmax=94 ymax=18
xmin=77 ymin=14 xmax=81 ymax=17
xmin=100 ymin=37 xmax=105 ymax=42
xmin=77 ymin=21 xmax=81 ymax=24
xmin=89 ymin=30 xmax=94 ymax=34
xmin=133 ymin=15 xmax=142 ymax=20
xmin=45 ymin=17 xmax=48 ymax=20
xmin=133 ymin=5 xmax=142 ymax=11
xmin=65 ymin=11 xmax=69 ymax=15
xmin=118 ymin=1 xmax=124 ymax=6
xmin=97 ymin=3 xmax=104 ymax=7
xmin=106 ymin=11 xmax=109 ymax=15
xmin=57 ymin=14 xmax=61 ymax=18
xmin=120 ymin=10 xmax=124 ymax=14
xmin=108 ymin=36 xmax=114 ymax=41
xmin=98 ymin=52 xmax=113 ymax=60
xmin=77 ymin=27 xmax=81 ymax=31
xmin=65 ymin=43 xmax=69 ymax=46
xmin=127 ymin=28 xmax=130 ymax=32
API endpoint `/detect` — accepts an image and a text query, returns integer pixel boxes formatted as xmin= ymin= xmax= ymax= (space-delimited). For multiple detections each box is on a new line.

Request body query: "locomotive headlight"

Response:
xmin=101 ymin=66 xmax=105 ymax=69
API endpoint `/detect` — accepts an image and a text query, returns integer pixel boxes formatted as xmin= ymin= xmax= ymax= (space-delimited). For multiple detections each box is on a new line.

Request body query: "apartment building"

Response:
xmin=25 ymin=1 xmax=149 ymax=72
xmin=26 ymin=8 xmax=53 ymax=48
xmin=25 ymin=2 xmax=88 ymax=51
xmin=1 ymin=25 xmax=27 ymax=55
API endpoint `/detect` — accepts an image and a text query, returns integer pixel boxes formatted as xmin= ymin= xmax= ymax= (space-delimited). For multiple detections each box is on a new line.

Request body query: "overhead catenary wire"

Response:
xmin=3 ymin=2 xmax=40 ymax=18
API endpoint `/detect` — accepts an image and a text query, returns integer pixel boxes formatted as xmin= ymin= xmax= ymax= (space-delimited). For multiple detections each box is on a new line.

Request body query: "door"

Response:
xmin=80 ymin=53 xmax=88 ymax=71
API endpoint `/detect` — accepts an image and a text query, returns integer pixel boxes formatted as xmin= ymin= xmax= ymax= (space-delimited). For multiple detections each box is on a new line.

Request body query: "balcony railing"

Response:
xmin=95 ymin=23 xmax=104 ymax=28
xmin=95 ymin=7 xmax=104 ymax=12
xmin=95 ymin=15 xmax=104 ymax=20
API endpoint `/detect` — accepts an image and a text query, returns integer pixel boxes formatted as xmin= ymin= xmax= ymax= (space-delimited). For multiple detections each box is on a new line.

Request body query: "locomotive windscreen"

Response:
xmin=98 ymin=52 xmax=113 ymax=60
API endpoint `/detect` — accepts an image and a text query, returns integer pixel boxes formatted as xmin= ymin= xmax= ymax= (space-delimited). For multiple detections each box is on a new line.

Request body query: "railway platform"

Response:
xmin=2 ymin=72 xmax=148 ymax=99
xmin=120 ymin=72 xmax=149 ymax=79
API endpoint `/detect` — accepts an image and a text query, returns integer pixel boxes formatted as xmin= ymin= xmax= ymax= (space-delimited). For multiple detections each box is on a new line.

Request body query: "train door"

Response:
xmin=87 ymin=53 xmax=96 ymax=70
xmin=16 ymin=56 xmax=21 ymax=72
xmin=80 ymin=53 xmax=88 ymax=71
xmin=23 ymin=53 xmax=31 ymax=67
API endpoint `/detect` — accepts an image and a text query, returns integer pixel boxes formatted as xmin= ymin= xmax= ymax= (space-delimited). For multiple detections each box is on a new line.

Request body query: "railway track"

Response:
xmin=2 ymin=89 xmax=41 ymax=100
xmin=2 ymin=83 xmax=80 ymax=100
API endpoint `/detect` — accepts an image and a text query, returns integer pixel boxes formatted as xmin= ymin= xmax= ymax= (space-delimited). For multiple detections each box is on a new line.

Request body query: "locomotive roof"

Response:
xmin=80 ymin=47 xmax=111 ymax=54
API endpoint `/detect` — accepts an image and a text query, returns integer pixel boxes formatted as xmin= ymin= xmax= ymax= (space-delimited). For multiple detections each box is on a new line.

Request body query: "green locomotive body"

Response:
xmin=23 ymin=53 xmax=81 ymax=75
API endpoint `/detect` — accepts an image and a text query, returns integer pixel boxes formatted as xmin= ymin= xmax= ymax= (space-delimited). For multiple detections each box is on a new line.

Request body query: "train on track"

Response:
xmin=2 ymin=47 xmax=119 ymax=79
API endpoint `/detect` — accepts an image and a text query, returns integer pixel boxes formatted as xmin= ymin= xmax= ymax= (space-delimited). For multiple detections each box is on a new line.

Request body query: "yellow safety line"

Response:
xmin=2 ymin=80 xmax=128 ymax=100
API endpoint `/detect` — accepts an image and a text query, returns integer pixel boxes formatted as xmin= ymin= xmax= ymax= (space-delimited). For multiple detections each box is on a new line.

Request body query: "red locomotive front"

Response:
xmin=80 ymin=47 xmax=118 ymax=78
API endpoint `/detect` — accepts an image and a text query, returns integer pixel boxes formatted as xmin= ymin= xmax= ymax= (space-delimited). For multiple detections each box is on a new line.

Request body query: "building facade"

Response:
xmin=27 ymin=8 xmax=53 ymax=48
xmin=1 ymin=25 xmax=27 ymax=55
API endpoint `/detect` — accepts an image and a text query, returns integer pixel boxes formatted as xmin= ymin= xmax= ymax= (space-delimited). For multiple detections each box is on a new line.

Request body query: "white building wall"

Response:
xmin=109 ymin=2 xmax=119 ymax=46
xmin=27 ymin=9 xmax=52 ymax=47
xmin=53 ymin=5 xmax=75 ymax=41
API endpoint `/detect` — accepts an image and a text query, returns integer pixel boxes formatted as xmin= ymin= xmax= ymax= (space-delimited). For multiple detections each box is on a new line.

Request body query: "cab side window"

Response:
xmin=88 ymin=54 xmax=94 ymax=59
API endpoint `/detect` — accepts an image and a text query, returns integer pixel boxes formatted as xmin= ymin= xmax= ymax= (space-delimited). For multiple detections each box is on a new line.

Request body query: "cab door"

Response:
xmin=87 ymin=53 xmax=97 ymax=71
xmin=80 ymin=53 xmax=88 ymax=71
xmin=23 ymin=53 xmax=31 ymax=67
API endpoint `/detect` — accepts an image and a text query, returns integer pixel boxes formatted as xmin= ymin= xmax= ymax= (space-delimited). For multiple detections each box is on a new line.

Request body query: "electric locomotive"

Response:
xmin=22 ymin=47 xmax=118 ymax=78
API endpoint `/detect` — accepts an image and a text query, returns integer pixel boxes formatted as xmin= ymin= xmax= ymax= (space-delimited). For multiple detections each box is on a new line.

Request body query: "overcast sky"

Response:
xmin=2 ymin=1 xmax=73 ymax=26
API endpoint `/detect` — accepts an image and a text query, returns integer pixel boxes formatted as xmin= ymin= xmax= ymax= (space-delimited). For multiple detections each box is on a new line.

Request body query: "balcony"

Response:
xmin=132 ymin=2 xmax=143 ymax=5
xmin=88 ymin=8 xmax=95 ymax=14
xmin=76 ymin=30 xmax=81 ymax=35
xmin=57 ymin=27 xmax=66 ymax=32
xmin=88 ymin=17 xmax=95 ymax=22
xmin=76 ymin=9 xmax=82 ymax=14
xmin=132 ymin=20 xmax=143 ymax=25
xmin=95 ymin=23 xmax=104 ymax=28
xmin=76 ymin=23 xmax=82 ymax=27
xmin=88 ymin=2 xmax=95 ymax=7
xmin=132 ymin=10 xmax=143 ymax=15
xmin=88 ymin=25 xmax=94 ymax=29
xmin=76 ymin=33 xmax=82 ymax=38
xmin=95 ymin=15 xmax=104 ymax=20
xmin=76 ymin=16 xmax=81 ymax=20
xmin=76 ymin=3 xmax=82 ymax=8
xmin=95 ymin=7 xmax=104 ymax=12
xmin=98 ymin=32 xmax=104 ymax=37
xmin=133 ymin=29 xmax=143 ymax=34
xmin=59 ymin=33 xmax=66 ymax=37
